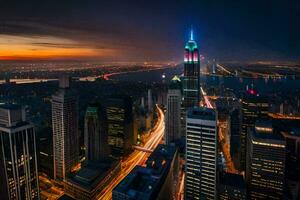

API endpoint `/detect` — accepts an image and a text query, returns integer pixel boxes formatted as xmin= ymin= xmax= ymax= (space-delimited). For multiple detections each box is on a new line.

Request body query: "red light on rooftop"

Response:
xmin=247 ymin=89 xmax=258 ymax=95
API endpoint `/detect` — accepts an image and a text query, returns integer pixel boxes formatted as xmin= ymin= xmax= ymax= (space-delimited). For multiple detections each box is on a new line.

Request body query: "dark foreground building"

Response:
xmin=112 ymin=144 xmax=178 ymax=200
xmin=64 ymin=158 xmax=121 ymax=200
xmin=218 ymin=172 xmax=246 ymax=200
xmin=84 ymin=104 xmax=109 ymax=161
xmin=105 ymin=96 xmax=134 ymax=157
xmin=246 ymin=121 xmax=286 ymax=199
xmin=240 ymin=93 xmax=269 ymax=171
xmin=0 ymin=104 xmax=40 ymax=199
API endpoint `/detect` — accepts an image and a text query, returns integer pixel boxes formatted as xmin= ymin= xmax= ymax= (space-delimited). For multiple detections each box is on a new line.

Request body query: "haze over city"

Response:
xmin=1 ymin=0 xmax=300 ymax=63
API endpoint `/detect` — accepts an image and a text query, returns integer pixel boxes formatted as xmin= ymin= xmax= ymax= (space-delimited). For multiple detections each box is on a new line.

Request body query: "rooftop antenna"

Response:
xmin=190 ymin=27 xmax=194 ymax=41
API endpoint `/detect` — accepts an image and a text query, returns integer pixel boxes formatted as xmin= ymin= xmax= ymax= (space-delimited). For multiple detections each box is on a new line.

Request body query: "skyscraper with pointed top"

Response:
xmin=182 ymin=29 xmax=200 ymax=108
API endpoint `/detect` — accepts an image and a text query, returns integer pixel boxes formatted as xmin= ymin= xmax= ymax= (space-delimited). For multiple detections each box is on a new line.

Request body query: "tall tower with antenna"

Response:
xmin=182 ymin=28 xmax=200 ymax=108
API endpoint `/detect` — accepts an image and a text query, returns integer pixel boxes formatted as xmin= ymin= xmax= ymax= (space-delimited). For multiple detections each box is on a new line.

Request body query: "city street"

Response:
xmin=98 ymin=104 xmax=165 ymax=200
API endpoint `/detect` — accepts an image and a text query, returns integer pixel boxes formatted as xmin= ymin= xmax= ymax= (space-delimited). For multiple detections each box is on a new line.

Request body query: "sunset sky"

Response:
xmin=0 ymin=0 xmax=299 ymax=62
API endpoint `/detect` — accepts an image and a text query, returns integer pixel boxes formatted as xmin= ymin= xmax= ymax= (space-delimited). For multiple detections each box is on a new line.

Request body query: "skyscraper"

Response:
xmin=84 ymin=104 xmax=109 ymax=162
xmin=185 ymin=107 xmax=217 ymax=200
xmin=52 ymin=76 xmax=79 ymax=180
xmin=279 ymin=126 xmax=300 ymax=199
xmin=229 ymin=107 xmax=242 ymax=170
xmin=165 ymin=76 xmax=182 ymax=144
xmin=182 ymin=29 xmax=200 ymax=108
xmin=105 ymin=96 xmax=134 ymax=157
xmin=240 ymin=93 xmax=269 ymax=171
xmin=246 ymin=121 xmax=286 ymax=199
xmin=0 ymin=104 xmax=40 ymax=199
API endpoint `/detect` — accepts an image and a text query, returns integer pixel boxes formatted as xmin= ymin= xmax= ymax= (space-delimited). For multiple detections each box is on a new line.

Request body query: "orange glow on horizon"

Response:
xmin=0 ymin=35 xmax=116 ymax=60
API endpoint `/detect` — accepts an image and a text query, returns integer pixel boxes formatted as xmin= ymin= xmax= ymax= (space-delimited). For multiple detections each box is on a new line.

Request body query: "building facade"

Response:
xmin=65 ymin=159 xmax=121 ymax=200
xmin=185 ymin=107 xmax=217 ymax=200
xmin=240 ymin=94 xmax=269 ymax=170
xmin=246 ymin=122 xmax=286 ymax=199
xmin=52 ymin=77 xmax=79 ymax=180
xmin=229 ymin=107 xmax=242 ymax=170
xmin=84 ymin=104 xmax=109 ymax=161
xmin=0 ymin=104 xmax=40 ymax=199
xmin=165 ymin=76 xmax=182 ymax=144
xmin=105 ymin=96 xmax=134 ymax=157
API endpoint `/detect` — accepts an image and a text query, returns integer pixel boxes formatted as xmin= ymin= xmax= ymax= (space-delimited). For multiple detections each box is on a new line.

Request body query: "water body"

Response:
xmin=112 ymin=66 xmax=300 ymax=95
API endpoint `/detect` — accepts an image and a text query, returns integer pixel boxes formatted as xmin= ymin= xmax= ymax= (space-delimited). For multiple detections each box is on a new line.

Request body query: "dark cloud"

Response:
xmin=0 ymin=0 xmax=299 ymax=62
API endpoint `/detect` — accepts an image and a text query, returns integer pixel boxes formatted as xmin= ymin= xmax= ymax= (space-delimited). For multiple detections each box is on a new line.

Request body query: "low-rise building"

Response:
xmin=112 ymin=144 xmax=178 ymax=200
xmin=65 ymin=158 xmax=121 ymax=200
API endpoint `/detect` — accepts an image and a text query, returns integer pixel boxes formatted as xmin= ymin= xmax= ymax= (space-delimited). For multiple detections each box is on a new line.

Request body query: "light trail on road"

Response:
xmin=102 ymin=66 xmax=175 ymax=81
xmin=98 ymin=105 xmax=165 ymax=200
xmin=200 ymin=87 xmax=213 ymax=109
xmin=177 ymin=172 xmax=185 ymax=200
xmin=216 ymin=64 xmax=233 ymax=75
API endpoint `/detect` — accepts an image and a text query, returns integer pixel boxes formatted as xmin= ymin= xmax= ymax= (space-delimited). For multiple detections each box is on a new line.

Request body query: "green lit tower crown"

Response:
xmin=182 ymin=29 xmax=200 ymax=108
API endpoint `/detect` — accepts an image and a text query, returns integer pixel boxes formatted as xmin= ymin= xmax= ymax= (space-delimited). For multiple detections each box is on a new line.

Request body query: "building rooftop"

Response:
xmin=115 ymin=166 xmax=159 ymax=199
xmin=66 ymin=158 xmax=119 ymax=191
xmin=0 ymin=104 xmax=28 ymax=128
xmin=169 ymin=76 xmax=182 ymax=90
xmin=215 ymin=98 xmax=239 ymax=110
xmin=113 ymin=144 xmax=177 ymax=200
xmin=146 ymin=144 xmax=177 ymax=167
xmin=251 ymin=121 xmax=285 ymax=143
xmin=187 ymin=107 xmax=216 ymax=121
xmin=0 ymin=104 xmax=21 ymax=110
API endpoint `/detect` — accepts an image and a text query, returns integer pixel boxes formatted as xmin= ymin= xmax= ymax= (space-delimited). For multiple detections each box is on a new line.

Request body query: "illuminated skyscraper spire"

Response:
xmin=182 ymin=28 xmax=200 ymax=108
xmin=190 ymin=28 xmax=194 ymax=41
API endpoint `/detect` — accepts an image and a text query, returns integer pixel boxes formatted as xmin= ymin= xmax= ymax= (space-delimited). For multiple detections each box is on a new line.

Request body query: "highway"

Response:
xmin=216 ymin=64 xmax=233 ymax=75
xmin=200 ymin=87 xmax=213 ymax=109
xmin=101 ymin=66 xmax=174 ymax=81
xmin=0 ymin=65 xmax=175 ymax=84
xmin=98 ymin=104 xmax=165 ymax=200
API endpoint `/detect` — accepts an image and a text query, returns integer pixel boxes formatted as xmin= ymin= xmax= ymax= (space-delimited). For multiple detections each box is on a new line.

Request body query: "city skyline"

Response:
xmin=1 ymin=1 xmax=300 ymax=200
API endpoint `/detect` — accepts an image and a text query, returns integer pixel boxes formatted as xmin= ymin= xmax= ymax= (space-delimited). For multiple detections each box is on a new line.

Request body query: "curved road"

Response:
xmin=98 ymin=105 xmax=165 ymax=200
